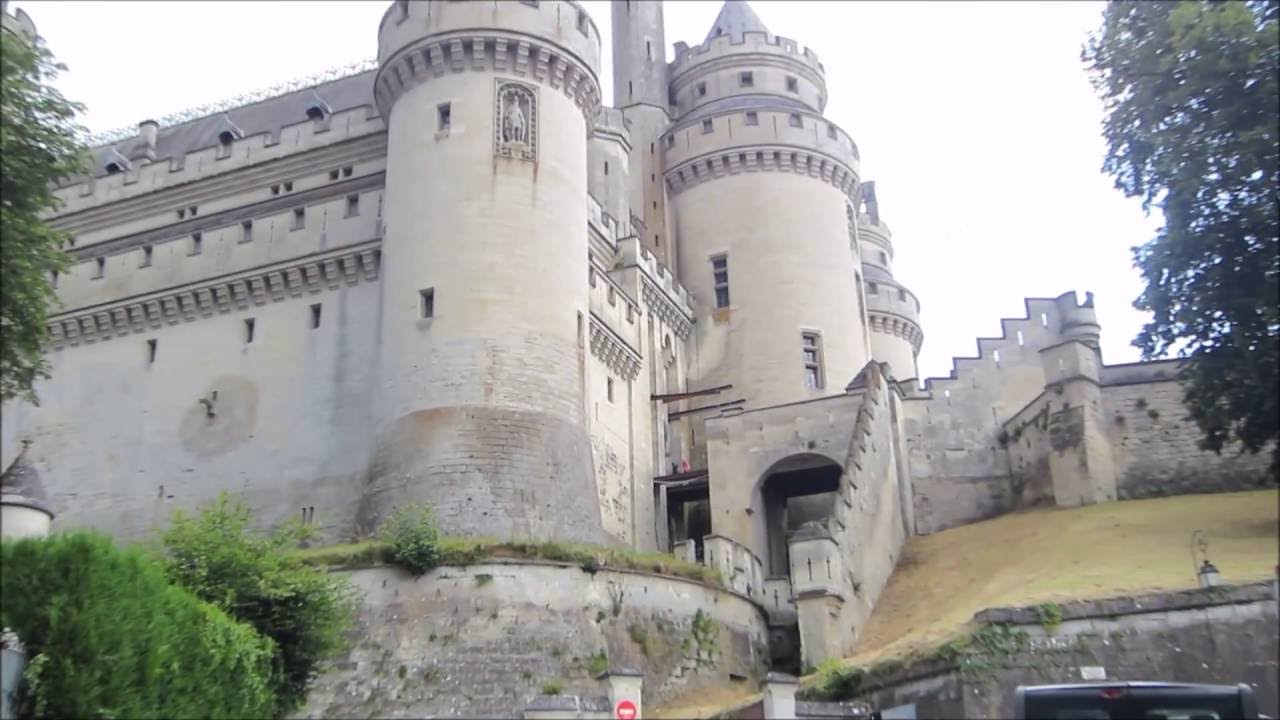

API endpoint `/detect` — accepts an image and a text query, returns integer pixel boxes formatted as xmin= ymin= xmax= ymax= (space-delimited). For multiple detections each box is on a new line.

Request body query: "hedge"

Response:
xmin=0 ymin=532 xmax=277 ymax=719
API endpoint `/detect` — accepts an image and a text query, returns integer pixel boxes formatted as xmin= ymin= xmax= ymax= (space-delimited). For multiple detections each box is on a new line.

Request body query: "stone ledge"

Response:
xmin=973 ymin=581 xmax=1275 ymax=625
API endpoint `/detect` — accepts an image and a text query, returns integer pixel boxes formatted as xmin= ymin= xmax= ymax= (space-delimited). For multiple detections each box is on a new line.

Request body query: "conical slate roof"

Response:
xmin=0 ymin=441 xmax=53 ymax=516
xmin=703 ymin=1 xmax=771 ymax=43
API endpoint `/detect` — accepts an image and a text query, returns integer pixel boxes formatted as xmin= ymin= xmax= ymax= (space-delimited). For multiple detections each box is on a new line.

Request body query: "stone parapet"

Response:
xmin=671 ymin=31 xmax=826 ymax=117
xmin=375 ymin=0 xmax=602 ymax=122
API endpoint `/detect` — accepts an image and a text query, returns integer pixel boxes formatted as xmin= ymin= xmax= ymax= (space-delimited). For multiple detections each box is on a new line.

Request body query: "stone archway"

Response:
xmin=756 ymin=453 xmax=843 ymax=576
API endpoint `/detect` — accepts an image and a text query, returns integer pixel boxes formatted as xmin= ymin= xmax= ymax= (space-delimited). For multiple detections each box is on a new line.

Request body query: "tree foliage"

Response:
xmin=0 ymin=532 xmax=277 ymax=719
xmin=161 ymin=494 xmax=358 ymax=716
xmin=380 ymin=503 xmax=442 ymax=575
xmin=0 ymin=29 xmax=87 ymax=403
xmin=1084 ymin=1 xmax=1279 ymax=466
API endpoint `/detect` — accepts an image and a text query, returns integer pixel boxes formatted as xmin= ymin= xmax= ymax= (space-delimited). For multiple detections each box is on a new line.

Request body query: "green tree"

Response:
xmin=0 ymin=26 xmax=87 ymax=403
xmin=161 ymin=494 xmax=358 ymax=716
xmin=1084 ymin=1 xmax=1279 ymax=469
xmin=1 ymin=532 xmax=278 ymax=719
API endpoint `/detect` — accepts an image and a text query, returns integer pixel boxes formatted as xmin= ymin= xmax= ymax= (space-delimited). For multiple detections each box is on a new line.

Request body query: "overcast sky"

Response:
xmin=14 ymin=0 xmax=1162 ymax=380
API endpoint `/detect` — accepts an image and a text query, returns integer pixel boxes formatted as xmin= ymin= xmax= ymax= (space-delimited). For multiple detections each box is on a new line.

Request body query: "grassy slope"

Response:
xmin=848 ymin=489 xmax=1279 ymax=666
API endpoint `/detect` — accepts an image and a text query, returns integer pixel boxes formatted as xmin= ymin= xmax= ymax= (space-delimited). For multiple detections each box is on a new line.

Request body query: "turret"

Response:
xmin=667 ymin=1 xmax=869 ymax=410
xmin=364 ymin=0 xmax=606 ymax=543
xmin=610 ymin=0 xmax=674 ymax=267
xmin=857 ymin=182 xmax=923 ymax=381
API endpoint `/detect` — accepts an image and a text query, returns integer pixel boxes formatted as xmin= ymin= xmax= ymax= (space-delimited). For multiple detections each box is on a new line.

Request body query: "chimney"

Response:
xmin=138 ymin=119 xmax=158 ymax=161
xmin=762 ymin=672 xmax=798 ymax=720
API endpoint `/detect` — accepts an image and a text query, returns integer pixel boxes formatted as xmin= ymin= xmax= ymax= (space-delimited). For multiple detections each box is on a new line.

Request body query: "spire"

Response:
xmin=703 ymin=1 xmax=770 ymax=43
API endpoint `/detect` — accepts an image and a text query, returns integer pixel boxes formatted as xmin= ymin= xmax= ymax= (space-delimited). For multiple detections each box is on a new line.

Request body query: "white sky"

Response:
xmin=14 ymin=0 xmax=1163 ymax=380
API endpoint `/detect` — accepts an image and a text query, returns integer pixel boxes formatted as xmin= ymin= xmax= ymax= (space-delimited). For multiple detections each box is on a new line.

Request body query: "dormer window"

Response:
xmin=218 ymin=130 xmax=235 ymax=146
xmin=306 ymin=105 xmax=326 ymax=121
xmin=105 ymin=162 xmax=122 ymax=175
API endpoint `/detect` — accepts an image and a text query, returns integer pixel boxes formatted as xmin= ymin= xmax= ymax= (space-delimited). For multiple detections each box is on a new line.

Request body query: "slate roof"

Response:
xmin=87 ymin=69 xmax=379 ymax=178
xmin=704 ymin=0 xmax=771 ymax=43
xmin=0 ymin=442 xmax=52 ymax=516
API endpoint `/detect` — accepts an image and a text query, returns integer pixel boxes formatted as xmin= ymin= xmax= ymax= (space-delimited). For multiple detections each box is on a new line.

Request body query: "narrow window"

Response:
xmin=189 ymin=205 xmax=198 ymax=216
xmin=342 ymin=166 xmax=353 ymax=177
xmin=786 ymin=76 xmax=799 ymax=93
xmin=192 ymin=232 xmax=203 ymax=254
xmin=329 ymin=169 xmax=339 ymax=181
xmin=665 ymin=135 xmax=675 ymax=149
xmin=828 ymin=124 xmax=837 ymax=139
xmin=628 ymin=81 xmax=633 ymax=100
xmin=711 ymin=254 xmax=730 ymax=308
xmin=701 ymin=119 xmax=713 ymax=134
xmin=141 ymin=245 xmax=153 ymax=268
xmin=93 ymin=257 xmax=105 ymax=279
xmin=576 ymin=9 xmax=589 ymax=36
xmin=244 ymin=318 xmax=256 ymax=344
xmin=646 ymin=40 xmax=652 ymax=60
xmin=607 ymin=377 xmax=615 ymax=403
xmin=695 ymin=82 xmax=706 ymax=98
xmin=898 ymin=288 xmax=906 ymax=301
xmin=604 ymin=161 xmax=609 ymax=176
xmin=744 ymin=111 xmax=759 ymax=126
xmin=345 ymin=194 xmax=359 ymax=218
xmin=271 ymin=184 xmax=281 ymax=196
xmin=608 ymin=286 xmax=617 ymax=306
xmin=879 ymin=251 xmax=888 ymax=265
xmin=650 ymin=142 xmax=654 ymax=155
xmin=420 ymin=288 xmax=435 ymax=318
xmin=802 ymin=332 xmax=825 ymax=389
xmin=437 ymin=102 xmax=451 ymax=132
xmin=789 ymin=114 xmax=803 ymax=128
xmin=282 ymin=182 xmax=293 ymax=193
xmin=291 ymin=208 xmax=305 ymax=231
xmin=739 ymin=71 xmax=754 ymax=87
xmin=310 ymin=303 xmax=322 ymax=329
xmin=868 ymin=282 xmax=878 ymax=295
xmin=242 ymin=221 xmax=254 ymax=243
xmin=177 ymin=208 xmax=186 ymax=220
xmin=589 ymin=267 xmax=597 ymax=287
xmin=147 ymin=339 xmax=158 ymax=364
xmin=50 ymin=270 xmax=58 ymax=288
xmin=626 ymin=304 xmax=635 ymax=323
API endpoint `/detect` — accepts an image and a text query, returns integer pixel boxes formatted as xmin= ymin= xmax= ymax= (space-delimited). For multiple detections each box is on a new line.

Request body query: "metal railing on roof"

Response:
xmin=82 ymin=57 xmax=379 ymax=148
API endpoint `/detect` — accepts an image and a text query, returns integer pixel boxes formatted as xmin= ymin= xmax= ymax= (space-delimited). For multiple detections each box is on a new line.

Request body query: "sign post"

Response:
xmin=615 ymin=698 xmax=637 ymax=720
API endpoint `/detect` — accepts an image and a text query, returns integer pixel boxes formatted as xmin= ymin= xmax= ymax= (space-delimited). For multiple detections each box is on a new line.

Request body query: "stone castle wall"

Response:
xmin=298 ymin=560 xmax=770 ymax=719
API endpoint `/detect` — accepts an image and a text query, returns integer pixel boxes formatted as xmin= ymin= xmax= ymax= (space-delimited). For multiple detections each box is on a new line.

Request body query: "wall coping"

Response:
xmin=973 ymin=581 xmax=1275 ymax=625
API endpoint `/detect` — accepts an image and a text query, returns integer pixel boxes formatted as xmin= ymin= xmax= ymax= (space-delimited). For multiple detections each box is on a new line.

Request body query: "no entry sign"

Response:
xmin=615 ymin=699 xmax=637 ymax=720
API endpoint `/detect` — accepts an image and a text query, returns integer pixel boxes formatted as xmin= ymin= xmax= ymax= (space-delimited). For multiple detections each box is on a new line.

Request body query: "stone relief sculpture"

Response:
xmin=495 ymin=80 xmax=537 ymax=162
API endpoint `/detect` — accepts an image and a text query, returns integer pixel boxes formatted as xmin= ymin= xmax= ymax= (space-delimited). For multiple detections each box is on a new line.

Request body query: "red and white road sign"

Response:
xmin=615 ymin=699 xmax=638 ymax=720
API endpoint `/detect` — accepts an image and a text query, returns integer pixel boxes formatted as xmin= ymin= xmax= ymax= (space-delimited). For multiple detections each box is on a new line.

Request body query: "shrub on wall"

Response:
xmin=0 ymin=532 xmax=277 ymax=719
xmin=161 ymin=494 xmax=357 ymax=717
xmin=380 ymin=503 xmax=443 ymax=575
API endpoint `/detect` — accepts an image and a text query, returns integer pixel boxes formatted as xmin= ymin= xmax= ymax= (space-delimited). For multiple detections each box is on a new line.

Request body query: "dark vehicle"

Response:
xmin=1014 ymin=682 xmax=1261 ymax=720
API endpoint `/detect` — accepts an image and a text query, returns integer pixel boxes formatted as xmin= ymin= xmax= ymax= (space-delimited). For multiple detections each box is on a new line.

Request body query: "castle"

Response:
xmin=1 ymin=0 xmax=1271 ymax=680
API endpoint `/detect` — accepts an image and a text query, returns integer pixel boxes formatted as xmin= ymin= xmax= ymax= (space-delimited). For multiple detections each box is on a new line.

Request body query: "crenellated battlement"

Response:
xmin=374 ymin=0 xmax=602 ymax=122
xmin=671 ymin=30 xmax=824 ymax=82
xmin=615 ymin=237 xmax=694 ymax=336
xmin=53 ymin=94 xmax=383 ymax=217
xmin=915 ymin=292 xmax=1096 ymax=399
xmin=857 ymin=212 xmax=893 ymax=253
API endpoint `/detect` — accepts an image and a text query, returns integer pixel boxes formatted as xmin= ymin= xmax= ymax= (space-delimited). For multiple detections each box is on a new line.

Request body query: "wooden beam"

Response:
xmin=667 ymin=397 xmax=746 ymax=420
xmin=651 ymin=384 xmax=732 ymax=403
xmin=653 ymin=468 xmax=709 ymax=483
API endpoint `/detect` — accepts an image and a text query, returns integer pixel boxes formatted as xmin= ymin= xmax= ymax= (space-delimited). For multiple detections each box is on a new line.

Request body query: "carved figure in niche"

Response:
xmin=495 ymin=81 xmax=537 ymax=161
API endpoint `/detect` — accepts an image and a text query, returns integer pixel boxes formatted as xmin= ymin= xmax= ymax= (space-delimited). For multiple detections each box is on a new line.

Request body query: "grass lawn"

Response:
xmin=847 ymin=488 xmax=1279 ymax=667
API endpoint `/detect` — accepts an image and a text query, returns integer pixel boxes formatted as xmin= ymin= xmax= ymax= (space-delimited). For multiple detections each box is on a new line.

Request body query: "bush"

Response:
xmin=162 ymin=494 xmax=357 ymax=716
xmin=0 ymin=532 xmax=277 ymax=719
xmin=381 ymin=504 xmax=442 ymax=575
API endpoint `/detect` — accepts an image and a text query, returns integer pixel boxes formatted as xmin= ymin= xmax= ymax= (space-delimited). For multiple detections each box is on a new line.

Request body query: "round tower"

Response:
xmin=365 ymin=0 xmax=606 ymax=543
xmin=667 ymin=2 xmax=869 ymax=409
xmin=612 ymin=0 xmax=674 ymax=267
xmin=858 ymin=184 xmax=923 ymax=381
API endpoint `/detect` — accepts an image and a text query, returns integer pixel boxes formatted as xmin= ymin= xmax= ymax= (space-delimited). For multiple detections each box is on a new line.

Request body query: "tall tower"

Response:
xmin=858 ymin=183 xmax=923 ymax=381
xmin=668 ymin=2 xmax=870 ymax=409
xmin=611 ymin=0 xmax=674 ymax=268
xmin=365 ymin=0 xmax=605 ymax=543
